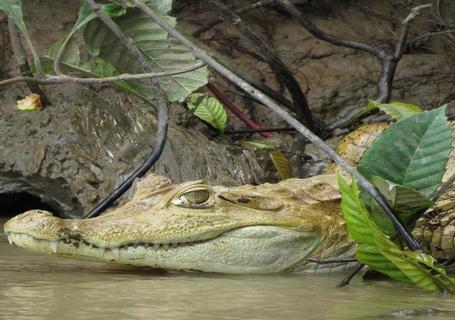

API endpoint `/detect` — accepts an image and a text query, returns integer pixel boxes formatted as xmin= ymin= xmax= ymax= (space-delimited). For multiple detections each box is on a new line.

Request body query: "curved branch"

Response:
xmin=0 ymin=62 xmax=206 ymax=86
xmin=274 ymin=0 xmax=387 ymax=59
xmin=82 ymin=0 xmax=169 ymax=219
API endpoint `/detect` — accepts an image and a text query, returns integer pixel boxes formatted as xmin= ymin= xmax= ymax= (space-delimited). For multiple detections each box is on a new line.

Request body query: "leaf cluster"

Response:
xmin=339 ymin=103 xmax=455 ymax=292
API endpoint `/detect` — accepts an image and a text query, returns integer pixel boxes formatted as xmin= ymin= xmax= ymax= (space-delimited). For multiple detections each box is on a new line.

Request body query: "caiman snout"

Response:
xmin=4 ymin=210 xmax=63 ymax=239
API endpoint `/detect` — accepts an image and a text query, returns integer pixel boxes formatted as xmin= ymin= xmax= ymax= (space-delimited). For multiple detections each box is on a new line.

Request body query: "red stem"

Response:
xmin=206 ymin=83 xmax=273 ymax=138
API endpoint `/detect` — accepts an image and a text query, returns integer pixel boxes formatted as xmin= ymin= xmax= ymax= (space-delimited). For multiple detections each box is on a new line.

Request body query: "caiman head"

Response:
xmin=4 ymin=173 xmax=352 ymax=274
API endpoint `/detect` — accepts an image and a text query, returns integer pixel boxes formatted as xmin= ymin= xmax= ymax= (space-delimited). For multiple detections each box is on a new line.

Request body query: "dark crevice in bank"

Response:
xmin=0 ymin=193 xmax=60 ymax=218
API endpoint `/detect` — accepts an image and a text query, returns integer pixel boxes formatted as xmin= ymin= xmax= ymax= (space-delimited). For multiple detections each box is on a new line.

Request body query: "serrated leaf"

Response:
xmin=83 ymin=7 xmax=208 ymax=102
xmin=269 ymin=151 xmax=292 ymax=180
xmin=0 ymin=0 xmax=26 ymax=34
xmin=339 ymin=175 xmax=455 ymax=292
xmin=370 ymin=101 xmax=422 ymax=120
xmin=359 ymin=106 xmax=452 ymax=197
xmin=190 ymin=95 xmax=227 ymax=132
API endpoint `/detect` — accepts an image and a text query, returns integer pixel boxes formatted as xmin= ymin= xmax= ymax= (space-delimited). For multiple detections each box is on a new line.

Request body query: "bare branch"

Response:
xmin=274 ymin=0 xmax=387 ymax=59
xmin=192 ymin=0 xmax=276 ymax=37
xmin=204 ymin=0 xmax=317 ymax=133
xmin=402 ymin=4 xmax=433 ymax=25
xmin=135 ymin=0 xmax=423 ymax=252
xmin=274 ymin=0 xmax=432 ymax=104
xmin=0 ymin=62 xmax=206 ymax=86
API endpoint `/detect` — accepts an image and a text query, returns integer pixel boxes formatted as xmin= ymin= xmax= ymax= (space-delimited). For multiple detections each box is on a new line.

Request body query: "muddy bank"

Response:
xmin=1 ymin=1 xmax=455 ymax=217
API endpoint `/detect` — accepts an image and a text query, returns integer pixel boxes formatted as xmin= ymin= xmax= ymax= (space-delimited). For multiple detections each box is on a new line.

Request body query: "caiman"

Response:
xmin=4 ymin=123 xmax=455 ymax=274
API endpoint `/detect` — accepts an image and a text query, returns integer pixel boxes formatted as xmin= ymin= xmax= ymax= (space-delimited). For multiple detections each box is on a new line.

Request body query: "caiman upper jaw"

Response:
xmin=4 ymin=209 xmax=63 ymax=241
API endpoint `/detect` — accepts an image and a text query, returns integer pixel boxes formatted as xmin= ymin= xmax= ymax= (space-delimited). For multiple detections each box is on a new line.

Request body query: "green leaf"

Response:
xmin=45 ymin=40 xmax=81 ymax=67
xmin=269 ymin=151 xmax=292 ymax=180
xmin=43 ymin=41 xmax=151 ymax=103
xmin=370 ymin=101 xmax=422 ymax=120
xmin=242 ymin=141 xmax=275 ymax=150
xmin=371 ymin=176 xmax=434 ymax=215
xmin=186 ymin=94 xmax=227 ymax=132
xmin=339 ymin=175 xmax=455 ymax=292
xmin=83 ymin=7 xmax=208 ymax=102
xmin=359 ymin=106 xmax=452 ymax=197
xmin=0 ymin=0 xmax=26 ymax=33
xmin=73 ymin=3 xmax=127 ymax=32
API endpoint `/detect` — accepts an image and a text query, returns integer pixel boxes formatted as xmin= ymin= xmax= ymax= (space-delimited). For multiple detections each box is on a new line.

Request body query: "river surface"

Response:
xmin=1 ymin=220 xmax=455 ymax=320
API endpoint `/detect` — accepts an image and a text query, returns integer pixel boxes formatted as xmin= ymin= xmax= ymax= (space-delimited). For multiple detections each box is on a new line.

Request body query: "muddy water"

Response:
xmin=1 ymin=220 xmax=455 ymax=320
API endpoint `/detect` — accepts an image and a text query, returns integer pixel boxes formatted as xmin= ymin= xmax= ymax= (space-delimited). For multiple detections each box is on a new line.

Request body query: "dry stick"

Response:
xmin=82 ymin=0 xmax=169 ymax=219
xmin=274 ymin=0 xmax=432 ymax=125
xmin=205 ymin=0 xmax=317 ymax=133
xmin=307 ymin=258 xmax=357 ymax=264
xmin=135 ymin=0 xmax=422 ymax=252
xmin=337 ymin=263 xmax=366 ymax=287
xmin=0 ymin=62 xmax=206 ymax=86
xmin=224 ymin=127 xmax=296 ymax=134
xmin=7 ymin=20 xmax=50 ymax=105
xmin=192 ymin=0 xmax=276 ymax=37
xmin=196 ymin=39 xmax=298 ymax=113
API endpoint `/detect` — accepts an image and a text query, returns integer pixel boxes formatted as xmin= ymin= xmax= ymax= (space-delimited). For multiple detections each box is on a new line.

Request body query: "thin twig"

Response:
xmin=307 ymin=258 xmax=358 ymax=264
xmin=205 ymin=0 xmax=317 ymax=133
xmin=135 ymin=0 xmax=422 ymax=252
xmin=83 ymin=0 xmax=169 ymax=219
xmin=274 ymin=0 xmax=386 ymax=59
xmin=274 ymin=0 xmax=432 ymax=105
xmin=337 ymin=263 xmax=365 ymax=287
xmin=192 ymin=0 xmax=276 ymax=37
xmin=224 ymin=127 xmax=296 ymax=134
xmin=0 ymin=62 xmax=206 ymax=87
xmin=411 ymin=30 xmax=455 ymax=46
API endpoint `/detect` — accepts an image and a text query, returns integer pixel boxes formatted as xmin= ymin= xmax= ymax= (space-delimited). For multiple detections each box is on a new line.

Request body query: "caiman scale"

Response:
xmin=4 ymin=123 xmax=455 ymax=274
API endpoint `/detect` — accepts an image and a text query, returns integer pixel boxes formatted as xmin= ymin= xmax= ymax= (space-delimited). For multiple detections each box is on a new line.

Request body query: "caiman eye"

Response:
xmin=171 ymin=189 xmax=212 ymax=208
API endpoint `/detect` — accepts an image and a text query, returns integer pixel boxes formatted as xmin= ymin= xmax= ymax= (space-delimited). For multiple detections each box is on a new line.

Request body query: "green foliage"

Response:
xmin=371 ymin=176 xmax=433 ymax=228
xmin=339 ymin=176 xmax=455 ymax=292
xmin=359 ymin=106 xmax=452 ymax=198
xmin=368 ymin=101 xmax=422 ymax=120
xmin=186 ymin=93 xmax=227 ymax=132
xmin=73 ymin=3 xmax=127 ymax=32
xmin=43 ymin=41 xmax=151 ymax=103
xmin=340 ymin=104 xmax=455 ymax=291
xmin=242 ymin=141 xmax=275 ymax=150
xmin=0 ymin=0 xmax=27 ymax=34
xmin=83 ymin=5 xmax=208 ymax=102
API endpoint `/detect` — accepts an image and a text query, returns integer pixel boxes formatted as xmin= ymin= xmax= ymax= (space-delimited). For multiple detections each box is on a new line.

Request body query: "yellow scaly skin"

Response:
xmin=3 ymin=122 xmax=455 ymax=273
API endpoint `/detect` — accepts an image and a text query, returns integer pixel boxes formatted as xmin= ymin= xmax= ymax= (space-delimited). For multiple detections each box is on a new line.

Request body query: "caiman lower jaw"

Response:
xmin=5 ymin=226 xmax=325 ymax=274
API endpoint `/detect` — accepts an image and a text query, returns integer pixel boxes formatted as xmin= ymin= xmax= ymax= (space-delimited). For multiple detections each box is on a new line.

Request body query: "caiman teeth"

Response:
xmin=111 ymin=247 xmax=120 ymax=259
xmin=6 ymin=232 xmax=205 ymax=253
xmin=7 ymin=234 xmax=13 ymax=245
xmin=50 ymin=240 xmax=58 ymax=254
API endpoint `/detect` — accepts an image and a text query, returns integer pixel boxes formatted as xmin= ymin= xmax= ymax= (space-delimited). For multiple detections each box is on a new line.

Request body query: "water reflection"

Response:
xmin=1 ymin=226 xmax=455 ymax=319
